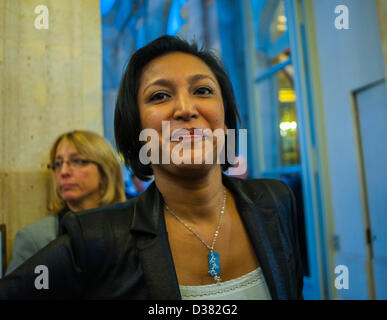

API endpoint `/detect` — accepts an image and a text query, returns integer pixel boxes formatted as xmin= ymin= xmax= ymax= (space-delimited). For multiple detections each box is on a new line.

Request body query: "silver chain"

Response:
xmin=164 ymin=187 xmax=227 ymax=252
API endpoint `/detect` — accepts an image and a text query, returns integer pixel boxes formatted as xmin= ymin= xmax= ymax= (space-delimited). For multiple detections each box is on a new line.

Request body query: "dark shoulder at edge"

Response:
xmin=228 ymin=176 xmax=289 ymax=197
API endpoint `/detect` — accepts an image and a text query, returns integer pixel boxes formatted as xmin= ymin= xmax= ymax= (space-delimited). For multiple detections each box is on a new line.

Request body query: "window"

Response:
xmin=253 ymin=0 xmax=300 ymax=173
xmin=270 ymin=0 xmax=287 ymax=42
xmin=251 ymin=0 xmax=308 ymax=277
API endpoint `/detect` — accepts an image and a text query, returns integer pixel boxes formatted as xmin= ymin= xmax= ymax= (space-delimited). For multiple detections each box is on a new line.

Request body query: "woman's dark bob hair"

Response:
xmin=114 ymin=35 xmax=241 ymax=181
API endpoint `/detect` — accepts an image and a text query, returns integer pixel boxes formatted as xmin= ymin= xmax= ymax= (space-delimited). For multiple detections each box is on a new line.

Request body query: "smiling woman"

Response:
xmin=137 ymin=52 xmax=227 ymax=171
xmin=0 ymin=36 xmax=303 ymax=300
xmin=115 ymin=36 xmax=241 ymax=182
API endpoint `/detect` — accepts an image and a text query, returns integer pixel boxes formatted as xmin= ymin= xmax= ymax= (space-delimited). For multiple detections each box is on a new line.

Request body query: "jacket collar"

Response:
xmin=130 ymin=182 xmax=181 ymax=299
xmin=129 ymin=174 xmax=286 ymax=300
xmin=130 ymin=182 xmax=162 ymax=236
xmin=223 ymin=176 xmax=282 ymax=299
xmin=58 ymin=205 xmax=71 ymax=236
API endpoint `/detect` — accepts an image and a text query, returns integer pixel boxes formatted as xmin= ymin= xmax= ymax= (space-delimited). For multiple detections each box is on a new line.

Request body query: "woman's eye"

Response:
xmin=72 ymin=158 xmax=88 ymax=166
xmin=54 ymin=161 xmax=62 ymax=168
xmin=149 ymin=92 xmax=169 ymax=102
xmin=195 ymin=87 xmax=213 ymax=95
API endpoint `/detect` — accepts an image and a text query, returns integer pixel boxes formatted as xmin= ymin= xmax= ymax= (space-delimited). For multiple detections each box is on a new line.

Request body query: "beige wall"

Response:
xmin=376 ymin=0 xmax=387 ymax=79
xmin=0 ymin=0 xmax=102 ymax=267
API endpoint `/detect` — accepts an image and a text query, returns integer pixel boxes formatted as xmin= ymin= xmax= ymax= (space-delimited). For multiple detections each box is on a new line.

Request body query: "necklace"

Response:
xmin=165 ymin=187 xmax=227 ymax=284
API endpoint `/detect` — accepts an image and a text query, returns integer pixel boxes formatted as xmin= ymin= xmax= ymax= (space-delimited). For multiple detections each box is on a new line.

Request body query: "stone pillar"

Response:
xmin=376 ymin=0 xmax=387 ymax=79
xmin=0 ymin=0 xmax=102 ymax=267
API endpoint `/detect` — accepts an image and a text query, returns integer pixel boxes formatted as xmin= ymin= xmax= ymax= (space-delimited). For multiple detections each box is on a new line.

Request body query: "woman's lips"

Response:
xmin=171 ymin=128 xmax=207 ymax=141
xmin=61 ymin=184 xmax=77 ymax=191
xmin=177 ymin=134 xmax=204 ymax=141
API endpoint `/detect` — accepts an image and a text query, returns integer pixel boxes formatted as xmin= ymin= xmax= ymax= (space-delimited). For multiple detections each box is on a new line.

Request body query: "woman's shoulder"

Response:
xmin=68 ymin=200 xmax=135 ymax=222
xmin=239 ymin=177 xmax=287 ymax=189
xmin=225 ymin=175 xmax=290 ymax=198
xmin=7 ymin=215 xmax=60 ymax=275
xmin=60 ymin=200 xmax=136 ymax=238
xmin=17 ymin=215 xmax=59 ymax=240
xmin=247 ymin=177 xmax=291 ymax=199
xmin=59 ymin=200 xmax=138 ymax=270
xmin=225 ymin=175 xmax=294 ymax=214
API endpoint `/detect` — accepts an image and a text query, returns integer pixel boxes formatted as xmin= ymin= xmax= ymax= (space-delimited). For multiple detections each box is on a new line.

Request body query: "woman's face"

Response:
xmin=137 ymin=52 xmax=227 ymax=173
xmin=54 ymin=139 xmax=102 ymax=211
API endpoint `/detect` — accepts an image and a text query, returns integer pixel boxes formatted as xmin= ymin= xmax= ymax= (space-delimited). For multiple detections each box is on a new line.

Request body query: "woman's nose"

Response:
xmin=173 ymin=93 xmax=198 ymax=121
xmin=59 ymin=161 xmax=72 ymax=176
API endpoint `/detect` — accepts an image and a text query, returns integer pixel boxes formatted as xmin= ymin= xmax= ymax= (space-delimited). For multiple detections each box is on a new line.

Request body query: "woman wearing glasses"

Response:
xmin=5 ymin=130 xmax=126 ymax=275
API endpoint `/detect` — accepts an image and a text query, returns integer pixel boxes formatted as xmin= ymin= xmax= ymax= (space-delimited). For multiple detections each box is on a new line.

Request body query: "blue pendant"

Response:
xmin=208 ymin=251 xmax=221 ymax=277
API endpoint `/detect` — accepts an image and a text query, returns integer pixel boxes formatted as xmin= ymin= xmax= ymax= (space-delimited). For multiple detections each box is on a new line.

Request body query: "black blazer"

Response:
xmin=0 ymin=174 xmax=303 ymax=299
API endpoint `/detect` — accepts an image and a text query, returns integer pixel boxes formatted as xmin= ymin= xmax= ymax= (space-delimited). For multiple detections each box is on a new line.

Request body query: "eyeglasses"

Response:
xmin=48 ymin=158 xmax=96 ymax=172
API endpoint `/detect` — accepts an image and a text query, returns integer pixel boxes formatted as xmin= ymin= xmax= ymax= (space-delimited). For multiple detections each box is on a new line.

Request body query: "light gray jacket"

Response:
xmin=6 ymin=215 xmax=60 ymax=275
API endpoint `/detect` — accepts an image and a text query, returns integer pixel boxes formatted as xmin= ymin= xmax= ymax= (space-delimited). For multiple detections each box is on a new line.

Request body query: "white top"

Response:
xmin=179 ymin=267 xmax=272 ymax=300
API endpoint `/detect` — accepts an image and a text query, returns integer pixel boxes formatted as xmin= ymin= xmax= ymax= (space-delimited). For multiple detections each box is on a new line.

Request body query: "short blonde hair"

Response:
xmin=47 ymin=130 xmax=126 ymax=213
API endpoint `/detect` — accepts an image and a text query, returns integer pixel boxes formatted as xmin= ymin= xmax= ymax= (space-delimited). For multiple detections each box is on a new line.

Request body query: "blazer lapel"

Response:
xmin=130 ymin=183 xmax=181 ymax=300
xmin=223 ymin=175 xmax=290 ymax=300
